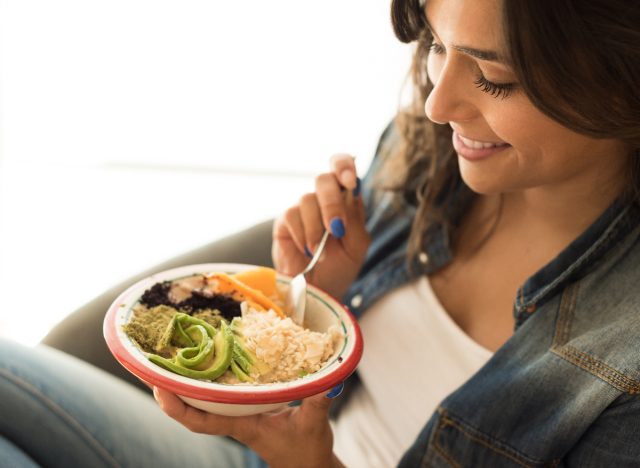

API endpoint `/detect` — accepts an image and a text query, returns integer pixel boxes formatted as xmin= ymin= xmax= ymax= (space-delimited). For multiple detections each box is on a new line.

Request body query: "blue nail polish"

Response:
xmin=352 ymin=177 xmax=361 ymax=197
xmin=326 ymin=382 xmax=344 ymax=399
xmin=304 ymin=246 xmax=312 ymax=258
xmin=330 ymin=217 xmax=345 ymax=238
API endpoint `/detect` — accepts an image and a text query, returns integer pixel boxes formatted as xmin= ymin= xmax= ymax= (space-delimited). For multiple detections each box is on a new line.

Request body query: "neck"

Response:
xmin=457 ymin=144 xmax=630 ymax=266
xmin=501 ymin=161 xmax=628 ymax=247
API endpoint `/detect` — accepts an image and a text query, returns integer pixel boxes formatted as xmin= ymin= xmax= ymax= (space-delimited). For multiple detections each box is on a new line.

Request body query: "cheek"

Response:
xmin=484 ymin=99 xmax=540 ymax=147
xmin=488 ymin=118 xmax=523 ymax=145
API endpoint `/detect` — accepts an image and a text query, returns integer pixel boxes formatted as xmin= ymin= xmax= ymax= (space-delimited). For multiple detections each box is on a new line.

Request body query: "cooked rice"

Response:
xmin=240 ymin=305 xmax=343 ymax=383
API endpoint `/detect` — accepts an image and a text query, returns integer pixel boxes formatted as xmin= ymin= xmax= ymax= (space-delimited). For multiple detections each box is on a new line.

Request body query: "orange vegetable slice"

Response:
xmin=206 ymin=272 xmax=285 ymax=318
xmin=233 ymin=267 xmax=278 ymax=298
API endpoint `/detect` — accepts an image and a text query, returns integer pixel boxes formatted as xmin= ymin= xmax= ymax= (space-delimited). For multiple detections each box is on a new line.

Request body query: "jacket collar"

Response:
xmin=420 ymin=187 xmax=640 ymax=326
xmin=514 ymin=198 xmax=640 ymax=320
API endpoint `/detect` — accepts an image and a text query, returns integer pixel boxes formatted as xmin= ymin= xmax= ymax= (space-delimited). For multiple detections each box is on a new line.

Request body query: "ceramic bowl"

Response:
xmin=103 ymin=263 xmax=363 ymax=416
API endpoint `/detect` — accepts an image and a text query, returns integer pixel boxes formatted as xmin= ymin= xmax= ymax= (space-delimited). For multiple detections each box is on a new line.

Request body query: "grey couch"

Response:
xmin=41 ymin=220 xmax=274 ymax=392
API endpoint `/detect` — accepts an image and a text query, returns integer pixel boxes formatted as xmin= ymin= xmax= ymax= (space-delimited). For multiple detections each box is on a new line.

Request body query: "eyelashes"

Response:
xmin=473 ymin=75 xmax=515 ymax=99
xmin=429 ymin=42 xmax=445 ymax=55
xmin=428 ymin=41 xmax=516 ymax=100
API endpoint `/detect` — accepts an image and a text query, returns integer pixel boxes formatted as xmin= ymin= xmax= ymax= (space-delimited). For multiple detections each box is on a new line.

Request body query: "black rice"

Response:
xmin=140 ymin=281 xmax=242 ymax=321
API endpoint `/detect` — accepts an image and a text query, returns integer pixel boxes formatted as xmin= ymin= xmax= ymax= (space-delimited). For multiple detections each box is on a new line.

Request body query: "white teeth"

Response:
xmin=459 ymin=135 xmax=506 ymax=149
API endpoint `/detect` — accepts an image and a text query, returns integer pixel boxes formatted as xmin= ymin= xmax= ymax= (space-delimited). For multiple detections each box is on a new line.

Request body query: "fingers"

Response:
xmin=276 ymin=171 xmax=352 ymax=259
xmin=277 ymin=206 xmax=307 ymax=254
xmin=273 ymin=152 xmax=368 ymax=280
xmin=315 ymin=173 xmax=348 ymax=238
xmin=153 ymin=387 xmax=243 ymax=437
xmin=329 ymin=153 xmax=357 ymax=190
xmin=154 ymin=387 xmax=211 ymax=432
xmin=154 ymin=389 xmax=337 ymax=466
xmin=275 ymin=197 xmax=323 ymax=259
xmin=316 ymin=153 xmax=360 ymax=236
xmin=299 ymin=391 xmax=334 ymax=425
xmin=299 ymin=193 xmax=325 ymax=251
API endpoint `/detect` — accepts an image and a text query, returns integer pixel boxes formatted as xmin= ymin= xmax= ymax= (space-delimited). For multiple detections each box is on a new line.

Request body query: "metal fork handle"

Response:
xmin=301 ymin=230 xmax=330 ymax=275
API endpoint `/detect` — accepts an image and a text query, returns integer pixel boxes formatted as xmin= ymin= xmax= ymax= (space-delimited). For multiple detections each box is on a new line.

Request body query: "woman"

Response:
xmin=2 ymin=0 xmax=639 ymax=466
xmin=155 ymin=0 xmax=640 ymax=465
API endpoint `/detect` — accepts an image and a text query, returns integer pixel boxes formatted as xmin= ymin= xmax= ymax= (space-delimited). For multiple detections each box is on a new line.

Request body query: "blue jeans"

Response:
xmin=0 ymin=338 xmax=263 ymax=468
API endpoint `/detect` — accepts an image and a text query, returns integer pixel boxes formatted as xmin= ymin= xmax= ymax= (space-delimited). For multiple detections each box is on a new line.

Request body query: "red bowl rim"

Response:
xmin=103 ymin=263 xmax=363 ymax=404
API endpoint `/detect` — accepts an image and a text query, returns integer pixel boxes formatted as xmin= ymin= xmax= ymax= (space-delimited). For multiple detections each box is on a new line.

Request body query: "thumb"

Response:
xmin=299 ymin=383 xmax=344 ymax=422
xmin=300 ymin=393 xmax=333 ymax=421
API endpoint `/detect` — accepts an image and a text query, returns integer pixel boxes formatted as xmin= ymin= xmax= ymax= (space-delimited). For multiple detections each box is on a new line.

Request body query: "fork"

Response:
xmin=287 ymin=229 xmax=331 ymax=326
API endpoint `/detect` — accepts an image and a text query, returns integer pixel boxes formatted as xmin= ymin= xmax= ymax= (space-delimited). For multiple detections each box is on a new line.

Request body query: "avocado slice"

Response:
xmin=149 ymin=320 xmax=233 ymax=381
xmin=175 ymin=324 xmax=214 ymax=368
xmin=229 ymin=317 xmax=271 ymax=380
xmin=230 ymin=360 xmax=253 ymax=382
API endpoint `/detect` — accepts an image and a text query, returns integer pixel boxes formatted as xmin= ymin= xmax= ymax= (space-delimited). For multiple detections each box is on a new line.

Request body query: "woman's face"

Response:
xmin=424 ymin=0 xmax=629 ymax=198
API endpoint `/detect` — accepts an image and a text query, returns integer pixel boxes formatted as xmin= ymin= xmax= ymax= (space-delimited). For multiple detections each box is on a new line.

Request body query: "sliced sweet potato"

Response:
xmin=233 ymin=267 xmax=278 ymax=298
xmin=206 ymin=272 xmax=285 ymax=318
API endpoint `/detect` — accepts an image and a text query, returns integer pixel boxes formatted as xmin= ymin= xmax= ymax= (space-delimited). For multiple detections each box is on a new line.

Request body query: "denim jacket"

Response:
xmin=342 ymin=122 xmax=640 ymax=467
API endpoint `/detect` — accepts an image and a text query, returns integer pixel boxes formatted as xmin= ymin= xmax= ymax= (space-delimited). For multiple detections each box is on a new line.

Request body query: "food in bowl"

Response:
xmin=122 ymin=267 xmax=343 ymax=385
xmin=103 ymin=263 xmax=363 ymax=416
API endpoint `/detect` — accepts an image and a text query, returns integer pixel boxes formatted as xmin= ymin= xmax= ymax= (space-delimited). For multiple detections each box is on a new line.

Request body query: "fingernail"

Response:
xmin=329 ymin=217 xmax=345 ymax=238
xmin=304 ymin=246 xmax=313 ymax=258
xmin=340 ymin=169 xmax=356 ymax=188
xmin=326 ymin=382 xmax=344 ymax=399
xmin=352 ymin=177 xmax=361 ymax=197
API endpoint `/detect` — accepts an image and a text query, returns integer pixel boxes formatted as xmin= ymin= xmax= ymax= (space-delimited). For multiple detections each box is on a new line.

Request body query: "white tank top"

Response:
xmin=331 ymin=276 xmax=493 ymax=468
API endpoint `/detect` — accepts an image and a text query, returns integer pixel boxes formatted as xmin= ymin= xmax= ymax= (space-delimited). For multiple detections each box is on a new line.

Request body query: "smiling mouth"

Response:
xmin=452 ymin=131 xmax=511 ymax=162
xmin=458 ymin=134 xmax=509 ymax=149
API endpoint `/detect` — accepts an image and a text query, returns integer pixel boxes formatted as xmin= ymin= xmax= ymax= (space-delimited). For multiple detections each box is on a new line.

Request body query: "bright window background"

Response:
xmin=0 ymin=1 xmax=412 ymax=346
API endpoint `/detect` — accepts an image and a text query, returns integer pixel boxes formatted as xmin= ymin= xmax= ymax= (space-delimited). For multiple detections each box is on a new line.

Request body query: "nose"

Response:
xmin=425 ymin=61 xmax=476 ymax=125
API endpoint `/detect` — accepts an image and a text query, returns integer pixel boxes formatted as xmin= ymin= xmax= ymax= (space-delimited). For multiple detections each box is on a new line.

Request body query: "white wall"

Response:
xmin=0 ymin=1 xmax=413 ymax=345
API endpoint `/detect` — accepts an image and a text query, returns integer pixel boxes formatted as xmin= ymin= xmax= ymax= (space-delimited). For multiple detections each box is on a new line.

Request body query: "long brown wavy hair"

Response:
xmin=387 ymin=0 xmax=640 ymax=260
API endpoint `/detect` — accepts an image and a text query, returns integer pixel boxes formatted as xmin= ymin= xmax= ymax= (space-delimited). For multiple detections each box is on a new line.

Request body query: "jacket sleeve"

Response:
xmin=564 ymin=393 xmax=640 ymax=467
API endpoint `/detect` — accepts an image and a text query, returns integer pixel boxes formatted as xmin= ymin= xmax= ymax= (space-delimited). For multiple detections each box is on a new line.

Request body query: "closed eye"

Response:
xmin=473 ymin=74 xmax=515 ymax=99
xmin=428 ymin=41 xmax=445 ymax=55
xmin=428 ymin=40 xmax=516 ymax=99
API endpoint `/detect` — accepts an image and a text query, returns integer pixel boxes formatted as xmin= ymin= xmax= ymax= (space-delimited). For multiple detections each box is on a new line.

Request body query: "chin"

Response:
xmin=458 ymin=166 xmax=506 ymax=195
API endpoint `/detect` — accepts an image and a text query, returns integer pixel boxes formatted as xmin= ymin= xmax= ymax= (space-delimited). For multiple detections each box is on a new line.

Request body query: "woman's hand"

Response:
xmin=154 ymin=387 xmax=344 ymax=468
xmin=272 ymin=154 xmax=371 ymax=299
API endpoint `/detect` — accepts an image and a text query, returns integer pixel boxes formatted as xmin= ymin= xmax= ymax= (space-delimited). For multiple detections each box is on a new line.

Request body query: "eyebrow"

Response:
xmin=425 ymin=20 xmax=506 ymax=64
xmin=452 ymin=45 xmax=501 ymax=62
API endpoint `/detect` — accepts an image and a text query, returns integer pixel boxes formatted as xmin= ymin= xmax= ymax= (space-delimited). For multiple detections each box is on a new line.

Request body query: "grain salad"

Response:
xmin=123 ymin=267 xmax=343 ymax=384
